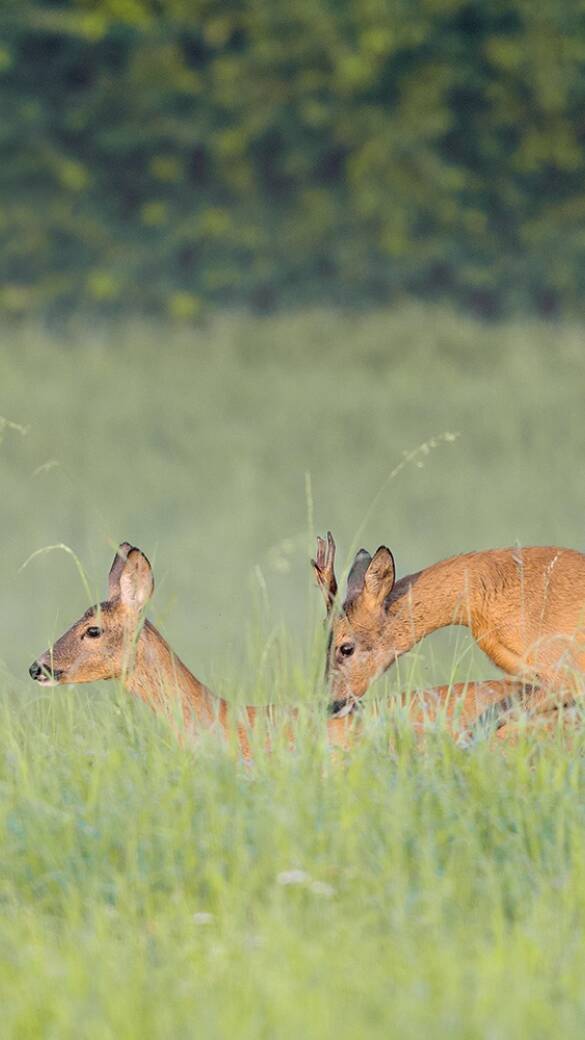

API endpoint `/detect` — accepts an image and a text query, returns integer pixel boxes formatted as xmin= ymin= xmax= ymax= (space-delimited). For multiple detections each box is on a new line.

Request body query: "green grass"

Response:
xmin=2 ymin=306 xmax=585 ymax=1035
xmin=0 ymin=685 xmax=585 ymax=1038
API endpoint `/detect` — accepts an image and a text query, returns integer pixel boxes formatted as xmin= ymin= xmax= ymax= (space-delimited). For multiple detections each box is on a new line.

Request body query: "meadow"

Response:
xmin=2 ymin=307 xmax=585 ymax=1036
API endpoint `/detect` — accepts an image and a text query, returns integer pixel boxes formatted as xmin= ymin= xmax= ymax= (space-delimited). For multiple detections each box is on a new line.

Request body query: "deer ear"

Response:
xmin=113 ymin=546 xmax=154 ymax=611
xmin=108 ymin=542 xmax=134 ymax=599
xmin=344 ymin=548 xmax=372 ymax=606
xmin=363 ymin=546 xmax=395 ymax=609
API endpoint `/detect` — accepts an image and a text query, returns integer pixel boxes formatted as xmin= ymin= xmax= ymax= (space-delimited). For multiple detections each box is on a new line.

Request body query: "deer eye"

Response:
xmin=84 ymin=626 xmax=103 ymax=639
xmin=339 ymin=643 xmax=355 ymax=658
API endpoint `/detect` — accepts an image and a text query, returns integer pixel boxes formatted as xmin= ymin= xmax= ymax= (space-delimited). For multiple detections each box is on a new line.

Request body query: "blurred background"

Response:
xmin=2 ymin=1 xmax=585 ymax=699
xmin=3 ymin=0 xmax=585 ymax=318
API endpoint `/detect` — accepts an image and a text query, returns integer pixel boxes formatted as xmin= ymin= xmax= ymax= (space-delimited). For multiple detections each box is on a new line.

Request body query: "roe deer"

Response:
xmin=29 ymin=542 xmax=294 ymax=758
xmin=312 ymin=531 xmax=585 ymax=713
xmin=28 ymin=542 xmax=525 ymax=752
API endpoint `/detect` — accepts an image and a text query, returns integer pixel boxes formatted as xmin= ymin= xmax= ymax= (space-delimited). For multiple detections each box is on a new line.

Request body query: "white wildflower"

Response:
xmin=309 ymin=881 xmax=335 ymax=898
xmin=192 ymin=912 xmax=214 ymax=925
xmin=276 ymin=869 xmax=310 ymax=886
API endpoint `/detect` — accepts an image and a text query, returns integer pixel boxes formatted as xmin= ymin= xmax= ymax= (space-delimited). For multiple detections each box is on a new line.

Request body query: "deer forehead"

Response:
xmin=74 ymin=602 xmax=118 ymax=627
xmin=332 ymin=615 xmax=377 ymax=648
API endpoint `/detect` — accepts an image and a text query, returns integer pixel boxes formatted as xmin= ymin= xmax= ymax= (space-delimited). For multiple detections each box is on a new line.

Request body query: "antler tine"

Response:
xmin=311 ymin=530 xmax=338 ymax=616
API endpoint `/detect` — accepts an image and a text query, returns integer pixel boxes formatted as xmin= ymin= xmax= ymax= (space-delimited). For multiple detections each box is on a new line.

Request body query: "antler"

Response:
xmin=312 ymin=531 xmax=338 ymax=616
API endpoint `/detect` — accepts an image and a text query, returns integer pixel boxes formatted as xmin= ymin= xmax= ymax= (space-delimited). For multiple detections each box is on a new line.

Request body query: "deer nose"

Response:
xmin=29 ymin=661 xmax=43 ymax=681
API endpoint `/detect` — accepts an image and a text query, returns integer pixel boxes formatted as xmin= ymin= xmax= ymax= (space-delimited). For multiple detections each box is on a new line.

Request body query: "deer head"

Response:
xmin=29 ymin=543 xmax=154 ymax=687
xmin=313 ymin=534 xmax=396 ymax=711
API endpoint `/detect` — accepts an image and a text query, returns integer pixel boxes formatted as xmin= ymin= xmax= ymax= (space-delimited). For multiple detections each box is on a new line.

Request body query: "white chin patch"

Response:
xmin=36 ymin=676 xmax=60 ymax=687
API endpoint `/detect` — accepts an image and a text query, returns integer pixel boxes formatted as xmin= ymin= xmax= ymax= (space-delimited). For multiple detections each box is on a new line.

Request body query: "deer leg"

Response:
xmin=495 ymin=705 xmax=581 ymax=746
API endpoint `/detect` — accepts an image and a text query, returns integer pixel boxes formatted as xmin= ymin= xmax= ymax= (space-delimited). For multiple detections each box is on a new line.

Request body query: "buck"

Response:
xmin=28 ymin=542 xmax=527 ymax=752
xmin=312 ymin=532 xmax=585 ymax=716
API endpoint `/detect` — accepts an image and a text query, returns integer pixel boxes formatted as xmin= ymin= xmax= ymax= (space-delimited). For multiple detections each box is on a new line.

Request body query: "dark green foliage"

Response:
xmin=3 ymin=0 xmax=585 ymax=317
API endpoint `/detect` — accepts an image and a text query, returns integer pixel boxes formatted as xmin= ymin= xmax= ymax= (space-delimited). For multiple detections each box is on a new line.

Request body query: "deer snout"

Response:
xmin=29 ymin=661 xmax=42 ymax=680
xmin=29 ymin=658 xmax=63 ymax=684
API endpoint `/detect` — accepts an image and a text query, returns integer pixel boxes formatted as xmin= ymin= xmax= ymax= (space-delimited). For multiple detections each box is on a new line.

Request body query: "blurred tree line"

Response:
xmin=2 ymin=0 xmax=585 ymax=319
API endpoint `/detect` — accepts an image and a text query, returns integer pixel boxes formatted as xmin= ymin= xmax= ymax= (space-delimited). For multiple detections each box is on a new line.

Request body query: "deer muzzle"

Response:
xmin=29 ymin=659 xmax=64 ymax=685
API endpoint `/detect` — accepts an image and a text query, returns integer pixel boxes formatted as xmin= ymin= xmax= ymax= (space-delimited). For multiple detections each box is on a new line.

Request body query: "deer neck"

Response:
xmin=383 ymin=554 xmax=481 ymax=659
xmin=123 ymin=619 xmax=228 ymax=734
